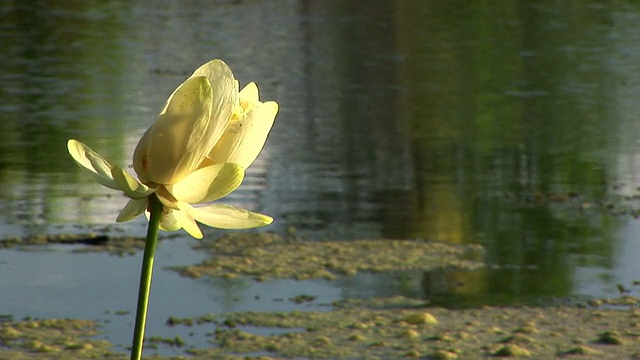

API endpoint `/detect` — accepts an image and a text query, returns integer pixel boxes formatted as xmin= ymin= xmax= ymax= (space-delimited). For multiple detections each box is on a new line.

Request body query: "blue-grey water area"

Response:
xmin=2 ymin=0 xmax=640 ymax=356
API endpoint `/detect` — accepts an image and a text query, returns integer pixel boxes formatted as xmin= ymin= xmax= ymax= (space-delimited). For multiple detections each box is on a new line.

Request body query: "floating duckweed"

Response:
xmin=404 ymin=312 xmax=438 ymax=326
xmin=172 ymin=233 xmax=485 ymax=280
xmin=561 ymin=345 xmax=601 ymax=355
xmin=23 ymin=321 xmax=40 ymax=329
xmin=398 ymin=329 xmax=420 ymax=339
xmin=264 ymin=342 xmax=280 ymax=352
xmin=63 ymin=342 xmax=92 ymax=350
xmin=596 ymin=330 xmax=624 ymax=345
xmin=0 ymin=233 xmax=147 ymax=256
xmin=289 ymin=294 xmax=317 ymax=304
xmin=500 ymin=334 xmax=535 ymax=344
xmin=513 ymin=325 xmax=538 ymax=334
xmin=5 ymin=229 xmax=640 ymax=359
xmin=368 ymin=340 xmax=387 ymax=348
xmin=483 ymin=325 xmax=503 ymax=334
xmin=587 ymin=299 xmax=602 ymax=307
xmin=348 ymin=333 xmax=366 ymax=341
xmin=151 ymin=298 xmax=640 ymax=358
xmin=427 ymin=334 xmax=453 ymax=342
xmin=430 ymin=349 xmax=458 ymax=360
xmin=404 ymin=349 xmax=421 ymax=357
xmin=27 ymin=340 xmax=57 ymax=353
xmin=492 ymin=344 xmax=531 ymax=357
xmin=0 ymin=327 xmax=21 ymax=340
xmin=3 ymin=299 xmax=640 ymax=359
xmin=313 ymin=336 xmax=332 ymax=346
xmin=348 ymin=322 xmax=369 ymax=330
xmin=0 ymin=318 xmax=113 ymax=358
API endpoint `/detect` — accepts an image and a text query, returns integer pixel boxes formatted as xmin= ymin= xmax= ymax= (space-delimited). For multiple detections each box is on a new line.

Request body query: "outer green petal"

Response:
xmin=135 ymin=76 xmax=214 ymax=185
xmin=155 ymin=186 xmax=179 ymax=209
xmin=153 ymin=208 xmax=180 ymax=232
xmin=111 ymin=165 xmax=154 ymax=198
xmin=188 ymin=203 xmax=273 ymax=230
xmin=148 ymin=206 xmax=203 ymax=239
xmin=175 ymin=202 xmax=205 ymax=239
xmin=169 ymin=163 xmax=244 ymax=204
xmin=209 ymin=101 xmax=278 ymax=168
xmin=67 ymin=139 xmax=119 ymax=190
xmin=116 ymin=198 xmax=147 ymax=222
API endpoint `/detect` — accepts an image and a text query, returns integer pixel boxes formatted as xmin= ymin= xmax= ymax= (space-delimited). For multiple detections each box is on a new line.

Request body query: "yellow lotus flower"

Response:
xmin=67 ymin=59 xmax=278 ymax=239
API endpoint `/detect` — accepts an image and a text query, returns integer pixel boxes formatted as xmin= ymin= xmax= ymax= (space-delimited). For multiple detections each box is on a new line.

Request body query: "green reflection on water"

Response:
xmin=318 ymin=0 xmax=638 ymax=304
xmin=0 ymin=1 xmax=158 ymax=228
xmin=0 ymin=1 xmax=143 ymax=171
xmin=394 ymin=1 xmax=627 ymax=302
xmin=1 ymin=0 xmax=639 ymax=308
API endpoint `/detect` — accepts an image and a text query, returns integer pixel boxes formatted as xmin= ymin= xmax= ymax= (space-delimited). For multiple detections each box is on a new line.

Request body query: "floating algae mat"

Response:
xmin=4 ymin=297 xmax=640 ymax=359
xmin=0 ymin=233 xmax=147 ymax=256
xmin=0 ymin=318 xmax=115 ymax=360
xmin=171 ymin=233 xmax=486 ymax=281
xmin=167 ymin=296 xmax=640 ymax=359
xmin=5 ymin=233 xmax=639 ymax=359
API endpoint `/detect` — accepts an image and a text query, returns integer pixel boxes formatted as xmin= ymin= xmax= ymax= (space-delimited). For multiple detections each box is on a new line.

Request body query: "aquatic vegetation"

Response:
xmin=173 ymin=233 xmax=485 ymax=280
xmin=66 ymin=59 xmax=278 ymax=360
xmin=67 ymin=59 xmax=277 ymax=239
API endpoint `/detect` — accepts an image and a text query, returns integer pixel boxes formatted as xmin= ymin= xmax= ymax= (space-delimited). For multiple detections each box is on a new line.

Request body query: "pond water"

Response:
xmin=2 ymin=0 xmax=640 ymax=355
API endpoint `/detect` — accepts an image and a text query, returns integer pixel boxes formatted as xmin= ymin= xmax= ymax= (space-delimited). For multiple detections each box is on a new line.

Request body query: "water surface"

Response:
xmin=2 ymin=0 xmax=640 ymax=355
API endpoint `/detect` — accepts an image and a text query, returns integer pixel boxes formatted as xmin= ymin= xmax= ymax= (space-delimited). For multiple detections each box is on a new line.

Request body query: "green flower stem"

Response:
xmin=130 ymin=194 xmax=163 ymax=360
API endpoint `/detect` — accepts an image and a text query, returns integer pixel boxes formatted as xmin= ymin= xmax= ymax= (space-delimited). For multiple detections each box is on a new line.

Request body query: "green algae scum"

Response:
xmin=171 ymin=233 xmax=485 ymax=280
xmin=2 ymin=296 xmax=640 ymax=359
xmin=2 ymin=233 xmax=640 ymax=359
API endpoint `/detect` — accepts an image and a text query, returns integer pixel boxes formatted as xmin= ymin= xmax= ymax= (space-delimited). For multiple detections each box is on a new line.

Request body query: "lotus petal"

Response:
xmin=67 ymin=139 xmax=119 ymax=190
xmin=116 ymin=198 xmax=148 ymax=222
xmin=209 ymin=101 xmax=278 ymax=168
xmin=170 ymin=163 xmax=244 ymax=204
xmin=188 ymin=203 xmax=273 ymax=229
